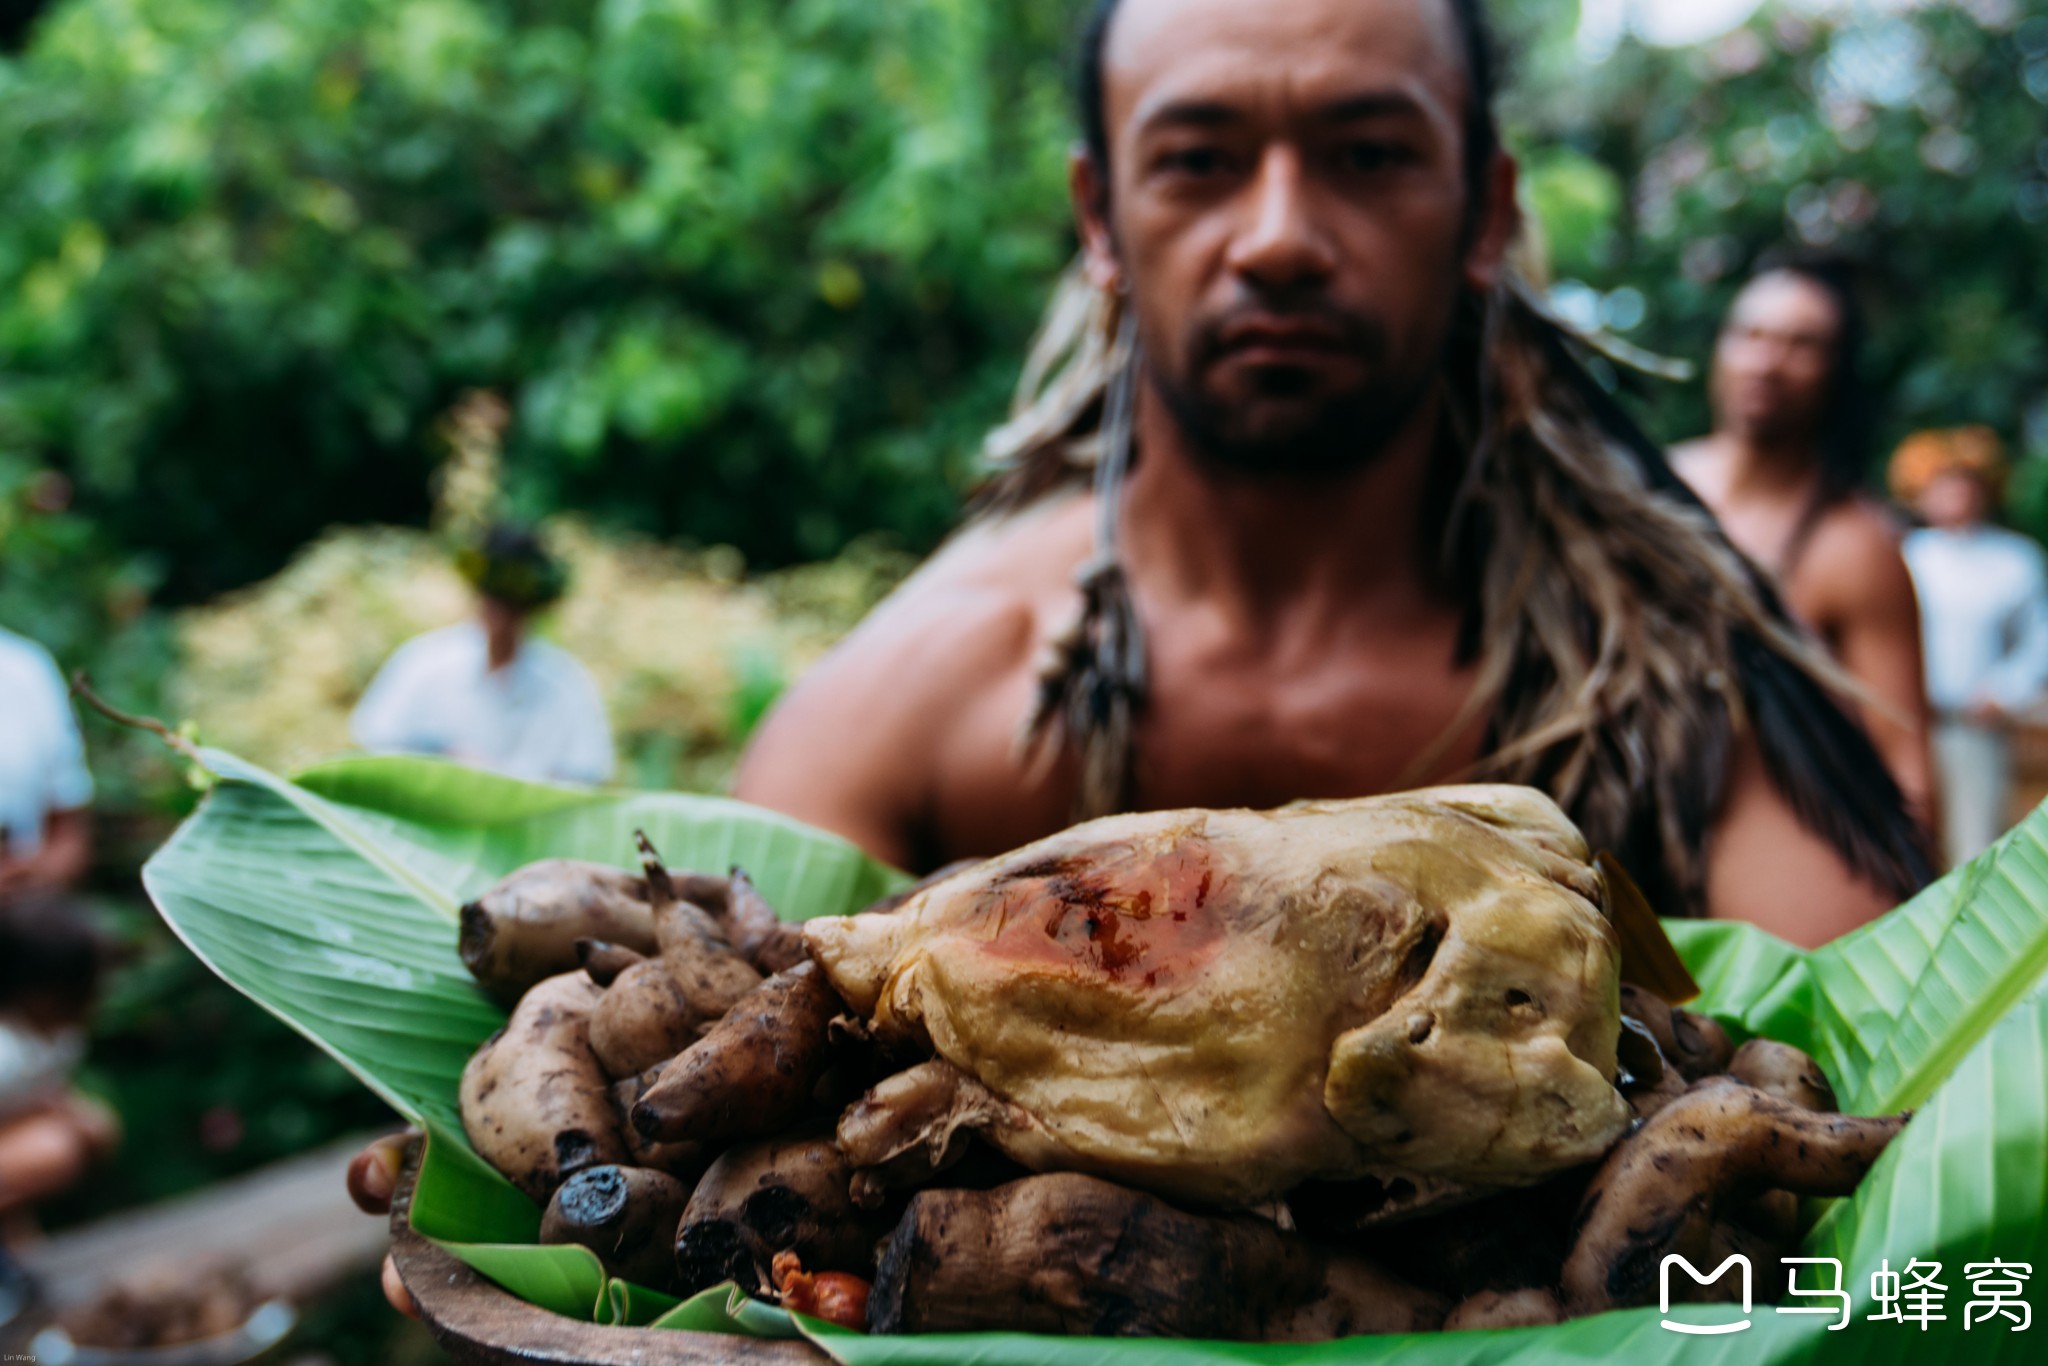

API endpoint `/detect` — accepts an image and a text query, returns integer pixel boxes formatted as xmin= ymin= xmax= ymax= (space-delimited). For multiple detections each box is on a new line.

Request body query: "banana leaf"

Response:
xmin=142 ymin=751 xmax=2048 ymax=1362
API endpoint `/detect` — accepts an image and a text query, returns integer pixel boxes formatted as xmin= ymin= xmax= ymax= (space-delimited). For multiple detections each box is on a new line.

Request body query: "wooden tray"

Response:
xmin=388 ymin=1146 xmax=831 ymax=1366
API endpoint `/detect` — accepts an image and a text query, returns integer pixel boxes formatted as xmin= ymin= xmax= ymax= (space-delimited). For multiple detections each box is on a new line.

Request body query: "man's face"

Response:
xmin=1075 ymin=0 xmax=1507 ymax=476
xmin=1711 ymin=272 xmax=1841 ymax=448
xmin=1918 ymin=469 xmax=1988 ymax=531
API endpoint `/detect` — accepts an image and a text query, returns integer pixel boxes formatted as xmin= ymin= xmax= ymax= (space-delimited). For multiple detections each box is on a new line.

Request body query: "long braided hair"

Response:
xmin=976 ymin=0 xmax=1932 ymax=916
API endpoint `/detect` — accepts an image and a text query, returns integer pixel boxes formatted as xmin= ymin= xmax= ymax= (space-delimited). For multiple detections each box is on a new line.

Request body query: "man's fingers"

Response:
xmin=381 ymin=1253 xmax=422 ymax=1320
xmin=346 ymin=1131 xmax=414 ymax=1214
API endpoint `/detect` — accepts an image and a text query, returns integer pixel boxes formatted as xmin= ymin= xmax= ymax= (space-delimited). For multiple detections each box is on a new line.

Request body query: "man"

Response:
xmin=1894 ymin=427 xmax=2048 ymax=866
xmin=1673 ymin=255 xmax=1933 ymax=820
xmin=737 ymin=0 xmax=1928 ymax=943
xmin=353 ymin=0 xmax=1932 ymax=1309
xmin=0 ymin=624 xmax=92 ymax=896
xmin=351 ymin=523 xmax=614 ymax=786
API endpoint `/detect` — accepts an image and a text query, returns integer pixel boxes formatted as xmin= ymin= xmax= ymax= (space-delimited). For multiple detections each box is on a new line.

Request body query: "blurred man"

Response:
xmin=0 ymin=625 xmax=92 ymax=896
xmin=1893 ymin=427 xmax=2048 ymax=866
xmin=352 ymin=524 xmax=614 ymax=785
xmin=1673 ymin=255 xmax=1933 ymax=821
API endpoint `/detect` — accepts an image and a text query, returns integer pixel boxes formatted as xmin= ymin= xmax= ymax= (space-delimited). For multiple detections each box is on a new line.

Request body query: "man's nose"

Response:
xmin=1225 ymin=147 xmax=1336 ymax=290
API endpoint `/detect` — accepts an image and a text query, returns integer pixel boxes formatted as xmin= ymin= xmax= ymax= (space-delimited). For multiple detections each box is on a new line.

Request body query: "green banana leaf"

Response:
xmin=142 ymin=751 xmax=2048 ymax=1363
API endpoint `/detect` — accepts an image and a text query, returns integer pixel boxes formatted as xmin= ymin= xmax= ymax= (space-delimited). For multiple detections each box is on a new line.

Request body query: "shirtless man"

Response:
xmin=353 ymin=0 xmax=1933 ymax=1309
xmin=1673 ymin=258 xmax=1933 ymax=818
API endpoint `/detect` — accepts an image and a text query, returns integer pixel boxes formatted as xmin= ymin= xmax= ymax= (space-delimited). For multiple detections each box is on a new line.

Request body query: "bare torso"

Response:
xmin=740 ymin=490 xmax=1487 ymax=873
xmin=1672 ymin=435 xmax=1933 ymax=818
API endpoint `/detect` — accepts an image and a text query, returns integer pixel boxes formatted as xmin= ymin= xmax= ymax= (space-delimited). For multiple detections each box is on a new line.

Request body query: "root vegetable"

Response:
xmin=589 ymin=958 xmax=708 ymax=1081
xmin=637 ymin=834 xmax=762 ymax=1014
xmin=459 ymin=972 xmax=627 ymax=1201
xmin=576 ymin=939 xmax=647 ymax=988
xmin=869 ymin=1172 xmax=1447 ymax=1339
xmin=673 ymin=1135 xmax=884 ymax=1296
xmin=1619 ymin=985 xmax=1732 ymax=1081
xmin=1561 ymin=1078 xmax=1908 ymax=1316
xmin=611 ymin=1069 xmax=709 ymax=1182
xmin=1444 ymin=1288 xmax=1564 ymax=1331
xmin=725 ymin=868 xmax=809 ymax=975
xmin=1729 ymin=1039 xmax=1838 ymax=1113
xmin=459 ymin=861 xmax=657 ymax=1003
xmin=632 ymin=962 xmax=839 ymax=1147
xmin=541 ymin=1165 xmax=691 ymax=1291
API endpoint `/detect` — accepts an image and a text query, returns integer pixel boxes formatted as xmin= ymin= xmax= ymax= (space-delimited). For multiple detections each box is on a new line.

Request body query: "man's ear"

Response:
xmin=1462 ymin=151 xmax=1521 ymax=292
xmin=1069 ymin=144 xmax=1122 ymax=293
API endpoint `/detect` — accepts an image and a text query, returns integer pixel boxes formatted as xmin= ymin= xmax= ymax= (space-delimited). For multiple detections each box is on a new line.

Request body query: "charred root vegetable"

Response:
xmin=1729 ymin=1038 xmax=1838 ymax=1112
xmin=459 ymin=861 xmax=657 ymax=1003
xmin=638 ymin=834 xmax=763 ymax=1016
xmin=459 ymin=972 xmax=627 ymax=1201
xmin=870 ymin=1172 xmax=1448 ymax=1340
xmin=673 ymin=1136 xmax=885 ymax=1296
xmin=633 ymin=962 xmax=840 ymax=1147
xmin=1561 ymin=1078 xmax=1908 ymax=1315
xmin=1444 ymin=1288 xmax=1564 ymax=1331
xmin=541 ymin=1165 xmax=691 ymax=1292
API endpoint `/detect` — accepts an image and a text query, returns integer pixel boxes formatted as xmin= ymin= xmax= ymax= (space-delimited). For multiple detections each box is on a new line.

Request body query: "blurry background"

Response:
xmin=1 ymin=0 xmax=2043 ymax=1359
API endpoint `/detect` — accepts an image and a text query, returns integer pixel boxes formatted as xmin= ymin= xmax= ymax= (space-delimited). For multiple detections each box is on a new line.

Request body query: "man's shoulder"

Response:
xmin=1798 ymin=496 xmax=1912 ymax=608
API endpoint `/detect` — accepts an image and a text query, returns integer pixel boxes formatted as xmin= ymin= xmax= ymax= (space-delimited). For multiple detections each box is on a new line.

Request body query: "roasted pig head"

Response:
xmin=805 ymin=785 xmax=1633 ymax=1210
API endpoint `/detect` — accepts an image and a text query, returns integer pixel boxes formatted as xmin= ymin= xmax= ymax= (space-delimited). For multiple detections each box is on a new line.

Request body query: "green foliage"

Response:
xmin=0 ymin=0 xmax=1085 ymax=601
xmin=1507 ymin=5 xmax=2048 ymax=501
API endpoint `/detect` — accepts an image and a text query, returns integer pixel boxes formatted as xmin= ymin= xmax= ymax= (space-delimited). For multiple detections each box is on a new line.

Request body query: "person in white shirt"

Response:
xmin=1894 ymin=428 xmax=2048 ymax=866
xmin=351 ymin=525 xmax=614 ymax=786
xmin=0 ymin=627 xmax=93 ymax=895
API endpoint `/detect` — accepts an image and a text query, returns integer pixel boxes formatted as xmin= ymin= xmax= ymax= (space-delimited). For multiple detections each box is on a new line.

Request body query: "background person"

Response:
xmin=1672 ymin=253 xmax=1933 ymax=821
xmin=1892 ymin=427 xmax=2048 ymax=867
xmin=0 ymin=625 xmax=93 ymax=896
xmin=351 ymin=524 xmax=614 ymax=785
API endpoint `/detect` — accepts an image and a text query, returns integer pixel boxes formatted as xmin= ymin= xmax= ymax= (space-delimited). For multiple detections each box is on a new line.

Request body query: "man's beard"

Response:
xmin=1147 ymin=300 xmax=1442 ymax=478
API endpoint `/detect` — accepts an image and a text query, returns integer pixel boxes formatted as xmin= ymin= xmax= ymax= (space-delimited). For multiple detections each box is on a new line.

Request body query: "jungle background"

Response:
xmin=1 ymin=0 xmax=2044 ymax=1359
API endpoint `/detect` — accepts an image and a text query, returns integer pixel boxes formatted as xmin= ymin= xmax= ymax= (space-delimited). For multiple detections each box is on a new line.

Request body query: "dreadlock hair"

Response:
xmin=1728 ymin=248 xmax=1875 ymax=574
xmin=977 ymin=0 xmax=1932 ymax=916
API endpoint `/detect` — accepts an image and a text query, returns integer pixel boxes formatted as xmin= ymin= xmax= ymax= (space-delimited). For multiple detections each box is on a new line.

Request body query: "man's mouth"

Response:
xmin=1213 ymin=316 xmax=1354 ymax=369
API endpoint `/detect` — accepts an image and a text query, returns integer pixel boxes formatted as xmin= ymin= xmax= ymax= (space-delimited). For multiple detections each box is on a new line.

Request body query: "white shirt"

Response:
xmin=350 ymin=623 xmax=615 ymax=785
xmin=1903 ymin=525 xmax=2048 ymax=714
xmin=0 ymin=627 xmax=94 ymax=857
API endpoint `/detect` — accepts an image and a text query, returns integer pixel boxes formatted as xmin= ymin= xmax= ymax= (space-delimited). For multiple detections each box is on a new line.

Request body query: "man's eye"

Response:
xmin=1339 ymin=142 xmax=1406 ymax=172
xmin=1160 ymin=147 xmax=1229 ymax=176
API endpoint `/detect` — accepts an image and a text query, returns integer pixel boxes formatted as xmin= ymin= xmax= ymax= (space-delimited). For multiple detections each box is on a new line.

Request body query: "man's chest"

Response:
xmin=925 ymin=625 xmax=1485 ymax=865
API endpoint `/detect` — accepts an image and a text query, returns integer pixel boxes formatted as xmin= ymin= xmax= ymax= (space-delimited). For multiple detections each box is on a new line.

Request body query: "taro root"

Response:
xmin=673 ymin=1135 xmax=884 ymax=1296
xmin=459 ymin=972 xmax=627 ymax=1201
xmin=869 ymin=1172 xmax=1448 ymax=1340
xmin=1444 ymin=1288 xmax=1564 ymax=1331
xmin=1561 ymin=1078 xmax=1908 ymax=1316
xmin=1729 ymin=1038 xmax=1838 ymax=1113
xmin=611 ymin=1069 xmax=709 ymax=1182
xmin=633 ymin=962 xmax=840 ymax=1147
xmin=459 ymin=861 xmax=657 ymax=1003
xmin=541 ymin=1165 xmax=691 ymax=1291
xmin=806 ymin=787 xmax=1633 ymax=1210
xmin=589 ymin=958 xmax=708 ymax=1081
xmin=724 ymin=868 xmax=809 ymax=975
xmin=577 ymin=939 xmax=647 ymax=988
xmin=1618 ymin=984 xmax=1733 ymax=1081
xmin=639 ymin=834 xmax=763 ymax=1017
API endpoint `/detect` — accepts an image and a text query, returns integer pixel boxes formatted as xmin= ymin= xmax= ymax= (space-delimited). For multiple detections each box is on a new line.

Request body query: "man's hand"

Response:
xmin=346 ymin=1131 xmax=422 ymax=1320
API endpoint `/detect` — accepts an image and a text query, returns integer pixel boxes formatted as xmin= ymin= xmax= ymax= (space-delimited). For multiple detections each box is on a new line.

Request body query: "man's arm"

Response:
xmin=1799 ymin=506 xmax=1936 ymax=822
xmin=1704 ymin=734 xmax=1896 ymax=948
xmin=735 ymin=533 xmax=1047 ymax=873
